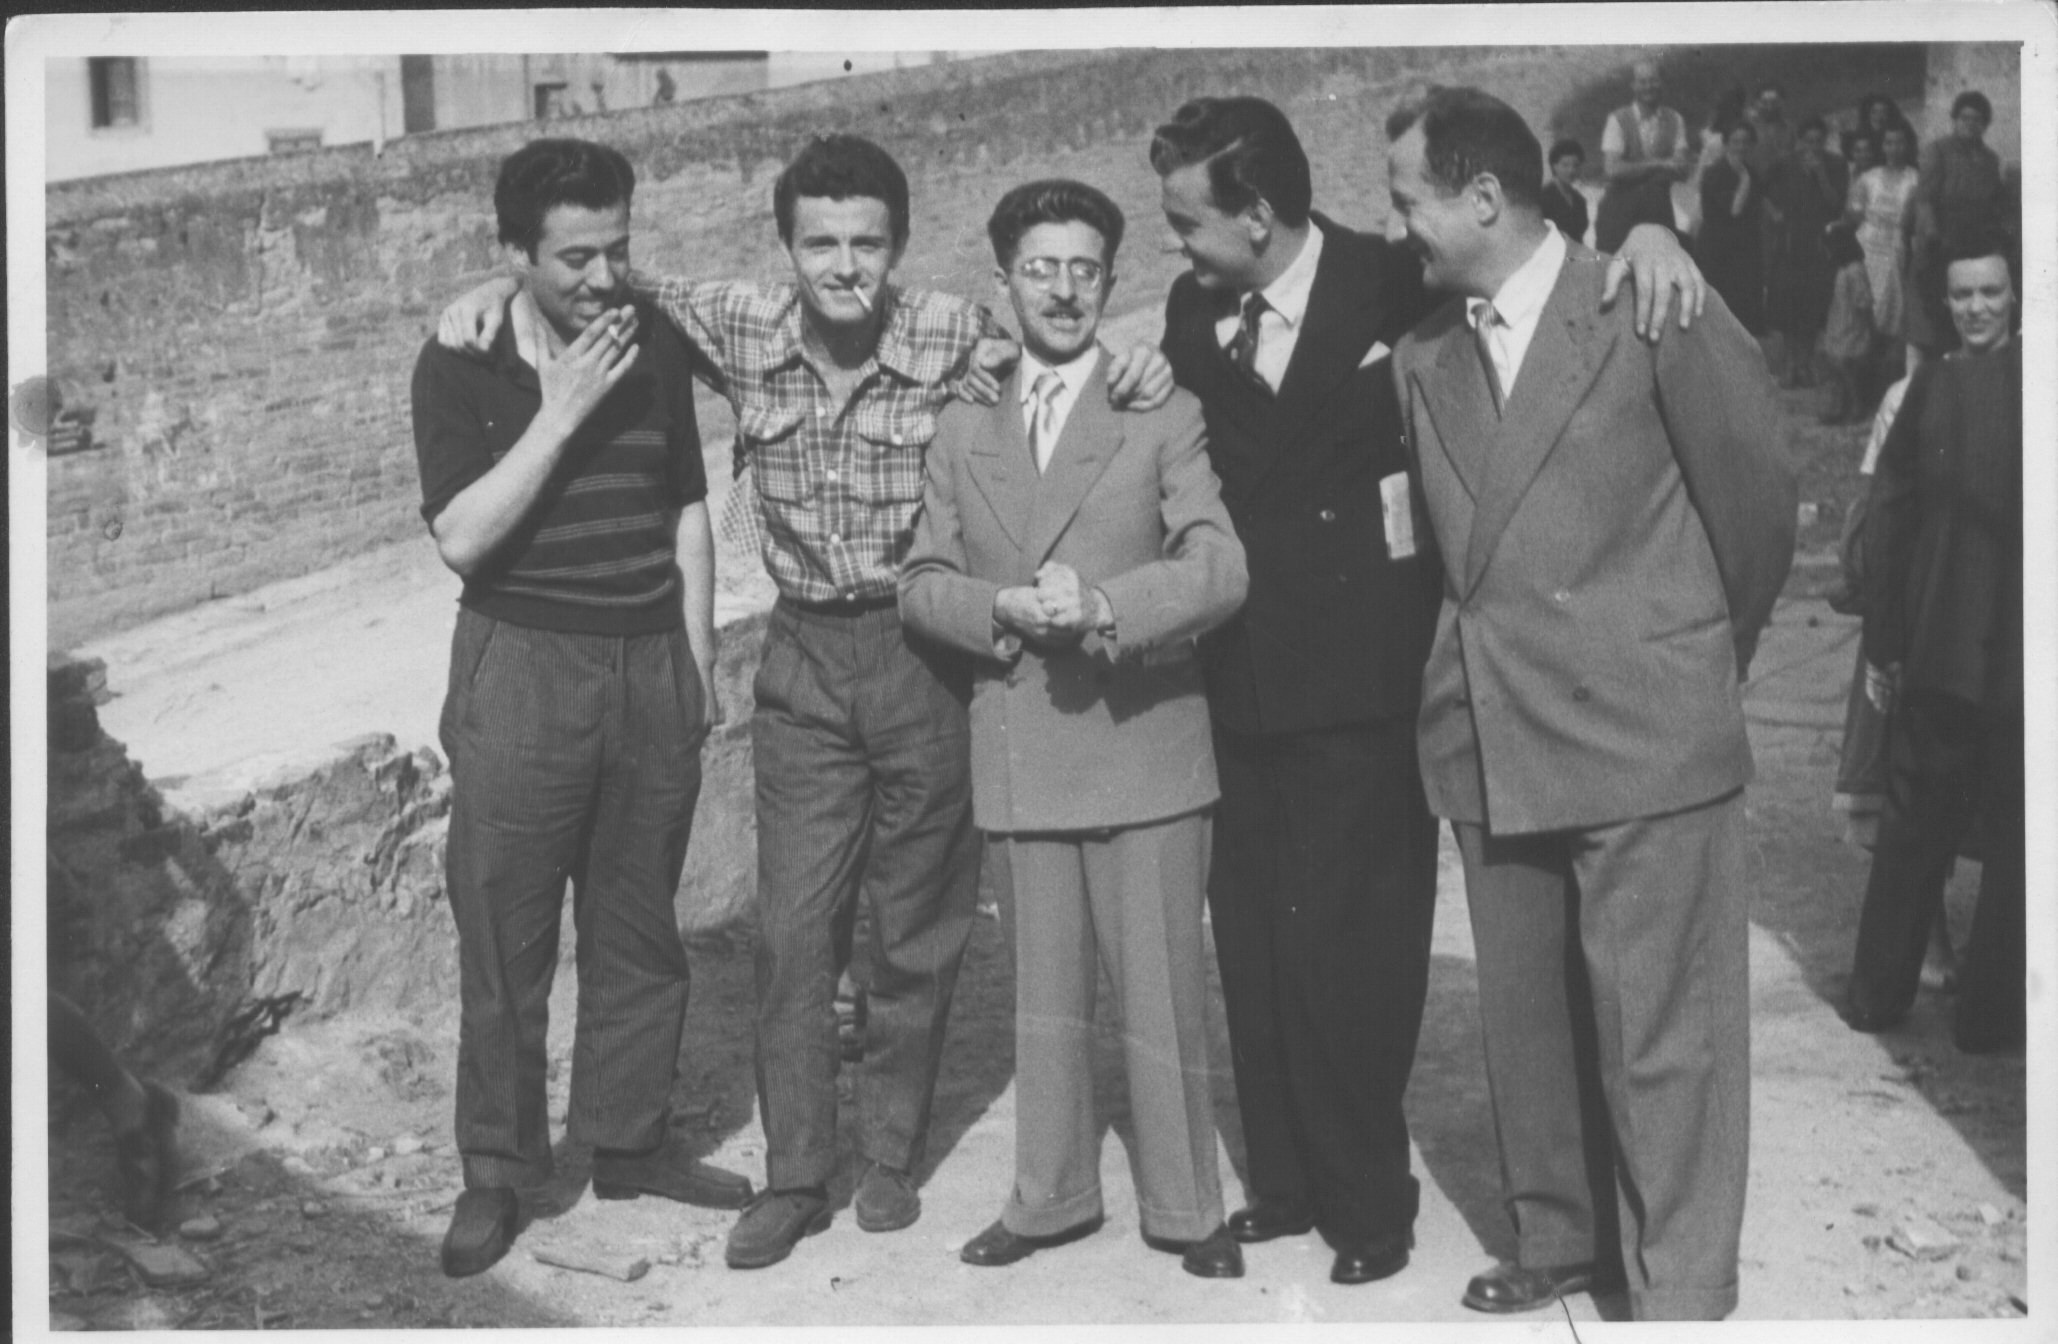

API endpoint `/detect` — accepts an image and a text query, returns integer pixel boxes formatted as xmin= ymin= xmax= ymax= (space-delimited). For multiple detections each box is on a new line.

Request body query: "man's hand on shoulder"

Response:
xmin=957 ymin=336 xmax=1020 ymax=407
xmin=1602 ymin=223 xmax=1708 ymax=342
xmin=438 ymin=276 xmax=523 ymax=354
xmin=1106 ymin=343 xmax=1174 ymax=412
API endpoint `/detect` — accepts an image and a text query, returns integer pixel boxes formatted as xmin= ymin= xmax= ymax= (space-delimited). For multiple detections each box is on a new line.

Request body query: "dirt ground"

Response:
xmin=43 ymin=380 xmax=2032 ymax=1329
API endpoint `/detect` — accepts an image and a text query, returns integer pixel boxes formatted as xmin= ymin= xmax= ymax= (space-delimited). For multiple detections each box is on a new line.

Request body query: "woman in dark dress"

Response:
xmin=1841 ymin=233 xmax=2022 ymax=1054
xmin=1762 ymin=117 xmax=1847 ymax=386
xmin=1697 ymin=122 xmax=1764 ymax=334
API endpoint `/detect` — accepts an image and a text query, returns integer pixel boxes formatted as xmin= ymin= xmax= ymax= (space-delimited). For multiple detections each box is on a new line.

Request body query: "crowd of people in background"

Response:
xmin=1555 ymin=66 xmax=2019 ymax=426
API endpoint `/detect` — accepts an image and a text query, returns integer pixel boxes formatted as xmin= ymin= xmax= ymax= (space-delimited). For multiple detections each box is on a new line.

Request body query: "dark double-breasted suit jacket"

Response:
xmin=1162 ymin=214 xmax=1443 ymax=736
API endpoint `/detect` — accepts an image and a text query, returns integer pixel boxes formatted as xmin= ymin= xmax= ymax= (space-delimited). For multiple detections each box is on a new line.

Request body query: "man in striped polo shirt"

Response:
xmin=410 ymin=138 xmax=752 ymax=1278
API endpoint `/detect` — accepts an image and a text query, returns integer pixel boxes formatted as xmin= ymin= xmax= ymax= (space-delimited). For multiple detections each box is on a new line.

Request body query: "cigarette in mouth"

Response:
xmin=850 ymin=284 xmax=873 ymax=313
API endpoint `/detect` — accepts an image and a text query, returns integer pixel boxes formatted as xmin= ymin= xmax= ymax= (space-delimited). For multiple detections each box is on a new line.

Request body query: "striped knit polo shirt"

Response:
xmin=410 ymin=296 xmax=707 ymax=636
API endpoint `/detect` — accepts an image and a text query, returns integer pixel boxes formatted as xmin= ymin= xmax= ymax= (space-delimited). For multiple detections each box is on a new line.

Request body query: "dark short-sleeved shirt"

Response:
xmin=410 ymin=296 xmax=707 ymax=636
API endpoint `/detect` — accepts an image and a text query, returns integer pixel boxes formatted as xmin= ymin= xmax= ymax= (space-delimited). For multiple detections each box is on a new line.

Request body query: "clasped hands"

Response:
xmin=994 ymin=562 xmax=1111 ymax=649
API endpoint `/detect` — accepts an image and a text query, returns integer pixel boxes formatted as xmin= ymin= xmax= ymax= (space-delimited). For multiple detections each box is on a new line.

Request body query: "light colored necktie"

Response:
xmin=1473 ymin=301 xmax=1505 ymax=416
xmin=1030 ymin=370 xmax=1062 ymax=473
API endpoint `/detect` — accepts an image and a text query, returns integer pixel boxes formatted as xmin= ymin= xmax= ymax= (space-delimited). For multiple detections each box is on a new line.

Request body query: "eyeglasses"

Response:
xmin=1015 ymin=257 xmax=1106 ymax=288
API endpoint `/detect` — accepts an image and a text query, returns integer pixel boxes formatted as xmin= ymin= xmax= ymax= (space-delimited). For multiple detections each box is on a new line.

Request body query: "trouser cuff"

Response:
xmin=463 ymin=1152 xmax=553 ymax=1190
xmin=1004 ymin=1184 xmax=1104 ymax=1238
xmin=1632 ymin=1283 xmax=1738 ymax=1321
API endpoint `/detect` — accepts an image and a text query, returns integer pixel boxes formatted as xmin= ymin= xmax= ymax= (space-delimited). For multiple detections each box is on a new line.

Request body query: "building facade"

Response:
xmin=47 ymin=52 xmax=955 ymax=183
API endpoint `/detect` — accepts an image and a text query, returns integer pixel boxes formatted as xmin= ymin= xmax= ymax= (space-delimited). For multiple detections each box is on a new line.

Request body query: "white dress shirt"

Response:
xmin=1019 ymin=345 xmax=1099 ymax=471
xmin=1466 ymin=224 xmax=1567 ymax=400
xmin=1214 ymin=221 xmax=1326 ymax=394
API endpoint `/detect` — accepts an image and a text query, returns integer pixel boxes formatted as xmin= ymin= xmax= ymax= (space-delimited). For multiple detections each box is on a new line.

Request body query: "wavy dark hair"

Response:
xmin=494 ymin=138 xmax=636 ymax=257
xmin=986 ymin=179 xmax=1125 ymax=267
xmin=772 ymin=134 xmax=910 ymax=246
xmin=1148 ymin=96 xmax=1312 ymax=227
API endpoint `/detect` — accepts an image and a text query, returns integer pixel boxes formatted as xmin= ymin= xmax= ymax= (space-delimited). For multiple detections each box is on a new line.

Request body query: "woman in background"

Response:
xmin=1763 ymin=117 xmax=1847 ymax=386
xmin=1905 ymin=91 xmax=2011 ymax=368
xmin=1697 ymin=121 xmax=1765 ymax=334
xmin=1841 ymin=233 xmax=2021 ymax=1054
xmin=1846 ymin=121 xmax=1921 ymax=381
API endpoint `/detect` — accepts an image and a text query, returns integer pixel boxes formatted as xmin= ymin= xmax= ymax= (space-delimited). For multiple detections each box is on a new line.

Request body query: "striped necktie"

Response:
xmin=1226 ymin=292 xmax=1273 ymax=397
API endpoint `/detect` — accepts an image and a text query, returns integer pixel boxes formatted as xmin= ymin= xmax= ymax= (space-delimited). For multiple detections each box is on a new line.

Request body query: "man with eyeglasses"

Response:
xmin=901 ymin=179 xmax=1248 ymax=1277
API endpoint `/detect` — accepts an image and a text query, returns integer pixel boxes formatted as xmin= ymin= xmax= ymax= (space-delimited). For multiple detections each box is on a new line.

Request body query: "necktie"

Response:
xmin=1473 ymin=301 xmax=1505 ymax=416
xmin=1030 ymin=370 xmax=1062 ymax=473
xmin=1226 ymin=292 xmax=1272 ymax=396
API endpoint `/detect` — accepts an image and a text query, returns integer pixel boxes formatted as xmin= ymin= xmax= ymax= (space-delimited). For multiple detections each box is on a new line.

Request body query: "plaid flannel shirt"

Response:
xmin=636 ymin=274 xmax=996 ymax=604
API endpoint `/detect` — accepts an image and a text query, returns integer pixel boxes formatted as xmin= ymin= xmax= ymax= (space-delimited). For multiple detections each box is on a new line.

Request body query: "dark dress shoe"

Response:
xmin=441 ymin=1188 xmax=519 ymax=1278
xmin=592 ymin=1140 xmax=754 ymax=1209
xmin=1330 ymin=1229 xmax=1412 ymax=1285
xmin=1227 ymin=1196 xmax=1315 ymax=1243
xmin=1461 ymin=1260 xmax=1598 ymax=1312
xmin=725 ymin=1187 xmax=831 ymax=1270
xmin=959 ymin=1215 xmax=1105 ymax=1266
xmin=1837 ymin=996 xmax=1905 ymax=1034
xmin=1144 ymin=1224 xmax=1245 ymax=1279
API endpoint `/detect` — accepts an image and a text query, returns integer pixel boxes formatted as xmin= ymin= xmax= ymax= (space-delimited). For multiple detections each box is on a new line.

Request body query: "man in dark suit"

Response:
xmin=902 ymin=179 xmax=1248 ymax=1278
xmin=1387 ymin=87 xmax=1796 ymax=1320
xmin=1148 ymin=95 xmax=1703 ymax=1288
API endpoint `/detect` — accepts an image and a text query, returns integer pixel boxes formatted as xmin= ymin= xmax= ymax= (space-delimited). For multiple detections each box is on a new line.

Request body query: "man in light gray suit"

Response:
xmin=899 ymin=179 xmax=1248 ymax=1278
xmin=1386 ymin=88 xmax=1796 ymax=1320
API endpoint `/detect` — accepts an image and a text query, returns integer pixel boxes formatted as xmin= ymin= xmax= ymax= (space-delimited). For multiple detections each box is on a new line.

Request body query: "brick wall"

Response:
xmin=48 ymin=44 xmax=1700 ymax=645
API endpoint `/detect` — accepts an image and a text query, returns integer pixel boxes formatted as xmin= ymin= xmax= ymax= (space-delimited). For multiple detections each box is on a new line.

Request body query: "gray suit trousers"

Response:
xmin=1455 ymin=790 xmax=1750 ymax=1321
xmin=1000 ymin=811 xmax=1223 ymax=1242
xmin=750 ymin=599 xmax=980 ymax=1190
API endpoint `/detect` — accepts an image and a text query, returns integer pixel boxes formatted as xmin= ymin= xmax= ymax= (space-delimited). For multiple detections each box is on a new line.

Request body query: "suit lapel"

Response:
xmin=1459 ymin=250 xmax=1616 ymax=598
xmin=965 ymin=374 xmax=1037 ymax=551
xmin=1266 ymin=216 xmax=1385 ymax=463
xmin=1420 ymin=320 xmax=1495 ymax=503
xmin=1024 ymin=354 xmax=1123 ymax=565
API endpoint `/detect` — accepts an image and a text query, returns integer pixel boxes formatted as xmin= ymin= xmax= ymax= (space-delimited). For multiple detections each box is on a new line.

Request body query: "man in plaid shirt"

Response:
xmin=442 ymin=133 xmax=1171 ymax=1270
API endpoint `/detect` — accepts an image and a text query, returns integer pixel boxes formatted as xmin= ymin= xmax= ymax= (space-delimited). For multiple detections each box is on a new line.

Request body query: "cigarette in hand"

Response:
xmin=850 ymin=284 xmax=873 ymax=313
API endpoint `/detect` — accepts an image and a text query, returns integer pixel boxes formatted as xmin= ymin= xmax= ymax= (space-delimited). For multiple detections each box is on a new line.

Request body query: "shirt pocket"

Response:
xmin=738 ymin=403 xmax=810 ymax=504
xmin=851 ymin=407 xmax=937 ymax=506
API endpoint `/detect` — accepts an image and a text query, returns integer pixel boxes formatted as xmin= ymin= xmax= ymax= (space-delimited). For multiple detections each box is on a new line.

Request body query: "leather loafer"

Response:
xmin=1331 ymin=1229 xmax=1413 ymax=1285
xmin=1144 ymin=1224 xmax=1246 ymax=1279
xmin=960 ymin=1215 xmax=1104 ymax=1267
xmin=441 ymin=1187 xmax=519 ymax=1278
xmin=1462 ymin=1260 xmax=1598 ymax=1313
xmin=853 ymin=1161 xmax=921 ymax=1232
xmin=592 ymin=1140 xmax=754 ymax=1209
xmin=1227 ymin=1196 xmax=1315 ymax=1244
xmin=726 ymin=1187 xmax=831 ymax=1270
